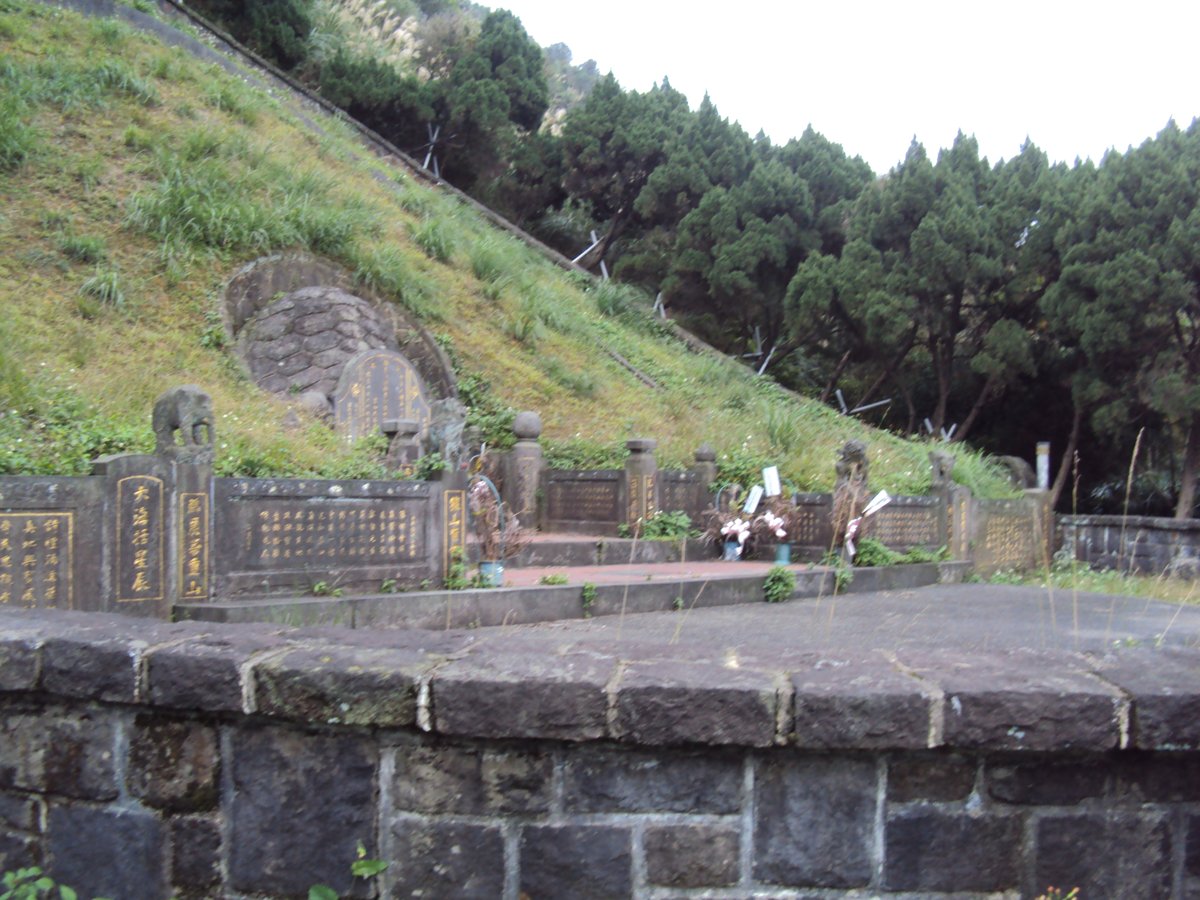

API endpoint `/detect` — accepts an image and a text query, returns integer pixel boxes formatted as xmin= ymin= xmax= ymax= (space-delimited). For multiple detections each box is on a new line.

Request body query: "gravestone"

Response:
xmin=332 ymin=349 xmax=432 ymax=445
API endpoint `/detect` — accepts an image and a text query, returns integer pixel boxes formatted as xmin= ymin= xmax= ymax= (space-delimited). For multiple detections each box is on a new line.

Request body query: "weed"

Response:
xmin=1 ymin=866 xmax=84 ymax=899
xmin=412 ymin=452 xmax=448 ymax=481
xmin=380 ymin=577 xmax=397 ymax=593
xmin=538 ymin=573 xmax=569 ymax=585
xmin=78 ymin=266 xmax=125 ymax=309
xmin=57 ymin=233 xmax=107 ymax=264
xmin=444 ymin=547 xmax=469 ymax=590
xmin=310 ymin=580 xmax=343 ymax=598
xmin=468 ymin=235 xmax=517 ymax=285
xmin=199 ymin=311 xmax=227 ymax=350
xmin=204 ymin=77 xmax=260 ymax=124
xmin=352 ymin=244 xmax=438 ymax=319
xmin=410 ymin=215 xmax=455 ymax=262
xmin=641 ymin=509 xmax=694 ymax=541
xmin=309 ymin=841 xmax=388 ymax=900
xmin=580 ymin=581 xmax=597 ymax=617
xmin=0 ymin=94 xmax=37 ymax=171
xmin=763 ymin=565 xmax=796 ymax=603
xmin=539 ymin=356 xmax=596 ymax=397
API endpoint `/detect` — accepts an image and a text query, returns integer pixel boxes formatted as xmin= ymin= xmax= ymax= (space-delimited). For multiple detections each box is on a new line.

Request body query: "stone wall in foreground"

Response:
xmin=2 ymin=608 xmax=1199 ymax=899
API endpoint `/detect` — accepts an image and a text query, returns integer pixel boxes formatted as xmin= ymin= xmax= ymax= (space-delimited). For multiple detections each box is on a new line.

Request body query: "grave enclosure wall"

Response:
xmin=1059 ymin=514 xmax=1200 ymax=576
xmin=0 ymin=456 xmax=462 ymax=614
xmin=1 ymin=608 xmax=1198 ymax=899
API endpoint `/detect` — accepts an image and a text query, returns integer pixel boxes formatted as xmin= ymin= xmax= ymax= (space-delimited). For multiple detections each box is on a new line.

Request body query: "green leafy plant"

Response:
xmin=379 ymin=577 xmax=397 ymax=593
xmin=641 ymin=509 xmax=694 ymax=541
xmin=538 ymin=572 xmax=569 ymax=585
xmin=413 ymin=452 xmax=448 ymax=481
xmin=310 ymin=580 xmax=344 ymax=598
xmin=580 ymin=581 xmax=597 ymax=618
xmin=309 ymin=842 xmax=388 ymax=900
xmin=853 ymin=537 xmax=902 ymax=567
xmin=1 ymin=867 xmax=88 ymax=900
xmin=763 ymin=565 xmax=796 ymax=603
xmin=444 ymin=547 xmax=469 ymax=590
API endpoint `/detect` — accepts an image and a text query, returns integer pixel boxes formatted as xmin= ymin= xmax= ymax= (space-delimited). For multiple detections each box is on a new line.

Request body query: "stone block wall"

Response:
xmin=1059 ymin=514 xmax=1200 ymax=576
xmin=3 ymin=607 xmax=1199 ymax=898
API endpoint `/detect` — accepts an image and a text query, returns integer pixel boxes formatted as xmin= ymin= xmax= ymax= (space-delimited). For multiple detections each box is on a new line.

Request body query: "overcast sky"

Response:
xmin=498 ymin=0 xmax=1200 ymax=175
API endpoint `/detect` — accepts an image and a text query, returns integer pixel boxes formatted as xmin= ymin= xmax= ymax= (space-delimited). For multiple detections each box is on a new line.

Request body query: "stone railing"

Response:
xmin=1 ymin=607 xmax=1198 ymax=898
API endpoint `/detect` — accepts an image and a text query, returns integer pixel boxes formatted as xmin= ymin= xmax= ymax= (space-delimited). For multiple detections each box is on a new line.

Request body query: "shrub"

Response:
xmin=763 ymin=565 xmax=796 ymax=603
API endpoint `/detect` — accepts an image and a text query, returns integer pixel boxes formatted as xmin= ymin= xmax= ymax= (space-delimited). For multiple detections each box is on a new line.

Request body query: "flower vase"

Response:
xmin=722 ymin=540 xmax=741 ymax=561
xmin=773 ymin=543 xmax=792 ymax=565
xmin=478 ymin=560 xmax=504 ymax=587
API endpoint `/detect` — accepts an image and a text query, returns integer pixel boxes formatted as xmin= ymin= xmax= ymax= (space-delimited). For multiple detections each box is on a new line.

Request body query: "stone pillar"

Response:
xmin=691 ymin=443 xmax=717 ymax=496
xmin=503 ymin=411 xmax=544 ymax=527
xmin=382 ymin=418 xmax=422 ymax=474
xmin=625 ymin=438 xmax=658 ymax=528
xmin=1025 ymin=488 xmax=1054 ymax=568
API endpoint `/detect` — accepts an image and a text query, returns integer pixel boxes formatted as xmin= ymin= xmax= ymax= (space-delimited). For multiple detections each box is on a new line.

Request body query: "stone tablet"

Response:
xmin=333 ymin=349 xmax=431 ymax=444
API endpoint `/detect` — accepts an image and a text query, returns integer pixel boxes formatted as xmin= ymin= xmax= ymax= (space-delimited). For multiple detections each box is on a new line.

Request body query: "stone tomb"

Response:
xmin=333 ymin=348 xmax=432 ymax=445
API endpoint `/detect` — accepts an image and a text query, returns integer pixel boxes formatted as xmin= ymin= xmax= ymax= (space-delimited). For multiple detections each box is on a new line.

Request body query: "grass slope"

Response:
xmin=0 ymin=0 xmax=1013 ymax=497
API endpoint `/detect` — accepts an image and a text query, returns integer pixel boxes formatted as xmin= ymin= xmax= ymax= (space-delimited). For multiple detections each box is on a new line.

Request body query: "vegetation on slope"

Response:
xmin=0 ymin=0 xmax=1014 ymax=498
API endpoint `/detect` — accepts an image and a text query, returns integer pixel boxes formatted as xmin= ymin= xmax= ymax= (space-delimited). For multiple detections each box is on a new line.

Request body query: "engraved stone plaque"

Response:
xmin=242 ymin=501 xmax=424 ymax=570
xmin=116 ymin=476 xmax=164 ymax=603
xmin=545 ymin=474 xmax=622 ymax=524
xmin=0 ymin=512 xmax=74 ymax=609
xmin=333 ymin=349 xmax=432 ymax=444
xmin=179 ymin=492 xmax=210 ymax=601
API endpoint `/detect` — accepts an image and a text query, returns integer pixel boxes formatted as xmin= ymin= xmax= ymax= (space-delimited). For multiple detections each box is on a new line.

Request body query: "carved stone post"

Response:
xmin=382 ymin=418 xmax=421 ymax=474
xmin=691 ymin=443 xmax=717 ymax=496
xmin=504 ymin=411 xmax=544 ymax=528
xmin=624 ymin=438 xmax=658 ymax=530
xmin=1025 ymin=487 xmax=1054 ymax=569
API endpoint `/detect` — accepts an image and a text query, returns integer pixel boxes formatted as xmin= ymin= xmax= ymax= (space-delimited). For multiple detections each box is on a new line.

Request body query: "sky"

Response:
xmin=497 ymin=0 xmax=1200 ymax=175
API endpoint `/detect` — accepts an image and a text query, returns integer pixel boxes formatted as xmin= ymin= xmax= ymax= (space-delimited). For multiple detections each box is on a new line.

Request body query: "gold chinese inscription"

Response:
xmin=0 ymin=513 xmax=73 ymax=608
xmin=792 ymin=507 xmax=828 ymax=545
xmin=333 ymin=350 xmax=431 ymax=444
xmin=117 ymin=476 xmax=164 ymax=603
xmin=179 ymin=492 xmax=209 ymax=600
xmin=248 ymin=504 xmax=420 ymax=567
xmin=984 ymin=512 xmax=1033 ymax=568
xmin=872 ymin=507 xmax=937 ymax=548
xmin=626 ymin=474 xmax=656 ymax=523
xmin=546 ymin=481 xmax=620 ymax=522
xmin=443 ymin=490 xmax=466 ymax=572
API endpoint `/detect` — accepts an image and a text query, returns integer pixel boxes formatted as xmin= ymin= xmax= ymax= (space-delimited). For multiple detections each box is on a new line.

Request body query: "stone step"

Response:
xmin=175 ymin=561 xmax=971 ymax=630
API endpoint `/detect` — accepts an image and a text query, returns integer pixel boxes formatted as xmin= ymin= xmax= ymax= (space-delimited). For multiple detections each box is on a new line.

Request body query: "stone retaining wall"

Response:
xmin=2 ymin=608 xmax=1198 ymax=898
xmin=1059 ymin=514 xmax=1200 ymax=576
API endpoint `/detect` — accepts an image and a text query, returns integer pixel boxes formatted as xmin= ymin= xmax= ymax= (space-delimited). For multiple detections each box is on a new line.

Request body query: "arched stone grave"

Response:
xmin=332 ymin=348 xmax=432 ymax=444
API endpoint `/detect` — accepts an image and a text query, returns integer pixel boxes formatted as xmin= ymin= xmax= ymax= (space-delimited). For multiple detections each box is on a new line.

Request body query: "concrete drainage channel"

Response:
xmin=175 ymin=560 xmax=972 ymax=629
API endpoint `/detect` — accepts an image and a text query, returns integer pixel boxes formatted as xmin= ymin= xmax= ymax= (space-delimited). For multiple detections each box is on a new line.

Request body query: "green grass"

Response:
xmin=0 ymin=0 xmax=1020 ymax=494
xmin=989 ymin=559 xmax=1200 ymax=608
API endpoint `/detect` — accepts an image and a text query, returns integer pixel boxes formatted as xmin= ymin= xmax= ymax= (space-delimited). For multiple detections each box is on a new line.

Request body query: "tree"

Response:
xmin=1042 ymin=120 xmax=1200 ymax=517
xmin=664 ymin=159 xmax=815 ymax=357
xmin=435 ymin=9 xmax=549 ymax=188
xmin=190 ymin=0 xmax=313 ymax=70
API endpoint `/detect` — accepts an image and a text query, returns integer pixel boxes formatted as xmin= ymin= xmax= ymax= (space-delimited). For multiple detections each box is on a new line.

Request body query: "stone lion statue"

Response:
xmin=831 ymin=439 xmax=869 ymax=548
xmin=152 ymin=385 xmax=215 ymax=464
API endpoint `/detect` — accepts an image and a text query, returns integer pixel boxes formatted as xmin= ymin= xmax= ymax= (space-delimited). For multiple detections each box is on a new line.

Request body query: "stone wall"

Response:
xmin=0 ymin=457 xmax=461 ymax=613
xmin=2 ymin=607 xmax=1198 ymax=898
xmin=1059 ymin=514 xmax=1200 ymax=576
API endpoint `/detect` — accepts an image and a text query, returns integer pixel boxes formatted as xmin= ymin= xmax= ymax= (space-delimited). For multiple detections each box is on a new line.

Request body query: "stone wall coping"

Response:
xmin=4 ymin=608 xmax=1199 ymax=753
xmin=1059 ymin=513 xmax=1200 ymax=533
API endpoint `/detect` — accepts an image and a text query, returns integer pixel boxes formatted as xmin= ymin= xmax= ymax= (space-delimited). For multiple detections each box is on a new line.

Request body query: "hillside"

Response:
xmin=0 ymin=0 xmax=1013 ymax=497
